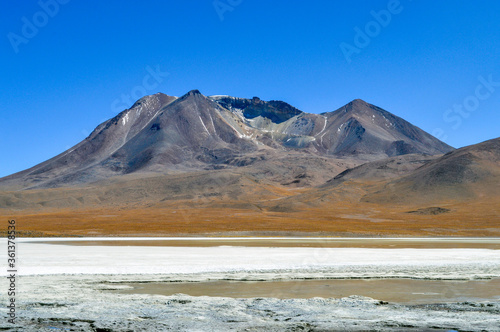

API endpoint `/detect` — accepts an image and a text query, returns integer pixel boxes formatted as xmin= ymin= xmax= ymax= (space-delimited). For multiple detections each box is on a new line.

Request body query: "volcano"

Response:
xmin=0 ymin=90 xmax=452 ymax=190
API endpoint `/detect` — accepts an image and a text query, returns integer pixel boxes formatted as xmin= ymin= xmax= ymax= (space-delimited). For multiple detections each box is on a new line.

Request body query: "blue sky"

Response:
xmin=1 ymin=0 xmax=499 ymax=177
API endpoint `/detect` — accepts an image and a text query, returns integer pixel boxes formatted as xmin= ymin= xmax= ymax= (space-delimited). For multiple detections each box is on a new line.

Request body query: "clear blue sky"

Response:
xmin=1 ymin=0 xmax=499 ymax=177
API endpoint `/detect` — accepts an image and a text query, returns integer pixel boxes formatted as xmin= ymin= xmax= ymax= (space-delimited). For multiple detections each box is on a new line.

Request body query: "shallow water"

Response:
xmin=114 ymin=278 xmax=500 ymax=304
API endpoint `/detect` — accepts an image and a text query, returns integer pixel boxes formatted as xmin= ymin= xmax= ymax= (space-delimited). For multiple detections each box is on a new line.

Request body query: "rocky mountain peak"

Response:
xmin=187 ymin=89 xmax=202 ymax=96
xmin=251 ymin=96 xmax=263 ymax=104
xmin=350 ymin=98 xmax=369 ymax=106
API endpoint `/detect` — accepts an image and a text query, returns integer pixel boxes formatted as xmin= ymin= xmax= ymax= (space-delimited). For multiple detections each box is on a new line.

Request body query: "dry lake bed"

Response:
xmin=1 ymin=237 xmax=500 ymax=331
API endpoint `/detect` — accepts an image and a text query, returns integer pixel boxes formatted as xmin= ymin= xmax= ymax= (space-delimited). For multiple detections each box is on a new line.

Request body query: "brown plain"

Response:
xmin=3 ymin=191 xmax=498 ymax=237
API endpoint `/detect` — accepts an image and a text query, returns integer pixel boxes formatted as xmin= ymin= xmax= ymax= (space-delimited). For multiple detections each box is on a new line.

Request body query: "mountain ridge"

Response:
xmin=0 ymin=90 xmax=453 ymax=190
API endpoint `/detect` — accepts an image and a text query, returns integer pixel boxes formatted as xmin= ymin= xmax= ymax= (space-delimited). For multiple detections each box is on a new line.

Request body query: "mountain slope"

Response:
xmin=363 ymin=137 xmax=500 ymax=203
xmin=322 ymin=154 xmax=440 ymax=188
xmin=0 ymin=93 xmax=177 ymax=190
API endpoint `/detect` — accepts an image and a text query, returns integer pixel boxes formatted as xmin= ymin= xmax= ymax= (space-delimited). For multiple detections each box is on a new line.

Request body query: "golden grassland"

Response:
xmin=2 ymin=196 xmax=498 ymax=237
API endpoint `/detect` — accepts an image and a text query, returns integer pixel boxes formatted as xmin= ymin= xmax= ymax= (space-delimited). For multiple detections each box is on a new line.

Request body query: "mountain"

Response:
xmin=0 ymin=90 xmax=453 ymax=191
xmin=5 ymin=90 xmax=491 ymax=237
xmin=363 ymin=136 xmax=500 ymax=203
xmin=210 ymin=96 xmax=453 ymax=158
xmin=314 ymin=99 xmax=452 ymax=157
